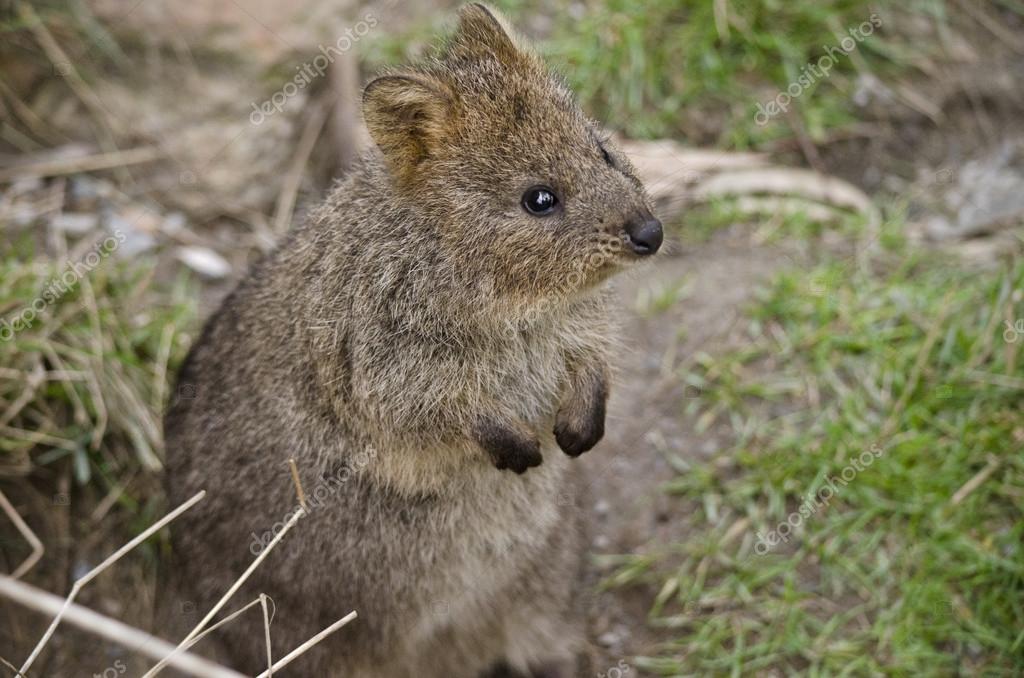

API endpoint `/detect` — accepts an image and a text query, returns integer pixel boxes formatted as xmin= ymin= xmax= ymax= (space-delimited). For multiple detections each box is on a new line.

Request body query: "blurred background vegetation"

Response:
xmin=1 ymin=0 xmax=1022 ymax=675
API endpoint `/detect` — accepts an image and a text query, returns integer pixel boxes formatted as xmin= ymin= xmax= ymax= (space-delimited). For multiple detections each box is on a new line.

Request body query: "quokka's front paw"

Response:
xmin=554 ymin=374 xmax=608 ymax=457
xmin=554 ymin=406 xmax=604 ymax=457
xmin=473 ymin=419 xmax=543 ymax=474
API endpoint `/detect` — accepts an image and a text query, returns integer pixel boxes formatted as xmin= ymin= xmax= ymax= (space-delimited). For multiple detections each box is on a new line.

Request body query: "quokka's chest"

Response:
xmin=397 ymin=450 xmax=573 ymax=624
xmin=359 ymin=325 xmax=572 ymax=421
xmin=479 ymin=333 xmax=570 ymax=419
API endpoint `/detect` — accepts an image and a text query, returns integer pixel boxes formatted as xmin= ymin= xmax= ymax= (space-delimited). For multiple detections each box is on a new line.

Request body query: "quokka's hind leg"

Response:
xmin=499 ymin=527 xmax=587 ymax=678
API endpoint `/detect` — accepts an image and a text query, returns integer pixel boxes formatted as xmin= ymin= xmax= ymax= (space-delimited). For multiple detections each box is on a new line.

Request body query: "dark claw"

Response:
xmin=553 ymin=411 xmax=604 ymax=457
xmin=473 ymin=419 xmax=543 ymax=474
xmin=554 ymin=379 xmax=606 ymax=457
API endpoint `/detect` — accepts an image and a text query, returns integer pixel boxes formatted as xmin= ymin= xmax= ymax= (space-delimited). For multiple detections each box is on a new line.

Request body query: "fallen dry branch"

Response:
xmin=329 ymin=49 xmax=364 ymax=176
xmin=950 ymin=454 xmax=1002 ymax=506
xmin=0 ymin=576 xmax=245 ymax=678
xmin=733 ymin=196 xmax=845 ymax=224
xmin=622 ymin=139 xmax=768 ymax=176
xmin=0 ymin=146 xmax=161 ymax=183
xmin=693 ymin=167 xmax=873 ymax=214
xmin=620 ymin=139 xmax=878 ymax=227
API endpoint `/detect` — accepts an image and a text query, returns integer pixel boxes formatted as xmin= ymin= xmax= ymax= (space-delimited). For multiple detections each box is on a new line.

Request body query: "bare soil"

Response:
xmin=580 ymin=230 xmax=786 ymax=672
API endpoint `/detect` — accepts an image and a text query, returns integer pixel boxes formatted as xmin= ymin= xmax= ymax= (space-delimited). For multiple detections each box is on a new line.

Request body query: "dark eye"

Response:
xmin=521 ymin=186 xmax=559 ymax=216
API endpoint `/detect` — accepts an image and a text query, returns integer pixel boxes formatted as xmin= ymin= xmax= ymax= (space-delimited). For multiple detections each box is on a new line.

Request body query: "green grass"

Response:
xmin=540 ymin=0 xmax=1021 ymax=147
xmin=0 ymin=233 xmax=195 ymax=511
xmin=614 ymin=220 xmax=1024 ymax=674
xmin=544 ymin=0 xmax=881 ymax=145
xmin=364 ymin=0 xmax=1015 ymax=148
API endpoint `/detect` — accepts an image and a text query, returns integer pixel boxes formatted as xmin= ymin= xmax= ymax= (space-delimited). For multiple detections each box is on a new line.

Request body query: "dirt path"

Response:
xmin=582 ymin=232 xmax=785 ymax=673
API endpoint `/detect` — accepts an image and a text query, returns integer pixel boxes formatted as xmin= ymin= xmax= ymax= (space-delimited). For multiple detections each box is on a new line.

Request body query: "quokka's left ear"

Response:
xmin=362 ymin=72 xmax=454 ymax=186
xmin=448 ymin=3 xmax=535 ymax=66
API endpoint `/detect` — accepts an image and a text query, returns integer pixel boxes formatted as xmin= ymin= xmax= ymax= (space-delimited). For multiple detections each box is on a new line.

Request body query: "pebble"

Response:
xmin=106 ymin=212 xmax=157 ymax=257
xmin=176 ymin=246 xmax=232 ymax=279
xmin=597 ymin=630 xmax=621 ymax=648
xmin=67 ymin=175 xmax=106 ymax=210
xmin=162 ymin=211 xmax=187 ymax=235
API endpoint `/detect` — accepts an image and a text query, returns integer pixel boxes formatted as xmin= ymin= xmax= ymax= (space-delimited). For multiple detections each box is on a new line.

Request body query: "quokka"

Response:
xmin=163 ymin=4 xmax=662 ymax=676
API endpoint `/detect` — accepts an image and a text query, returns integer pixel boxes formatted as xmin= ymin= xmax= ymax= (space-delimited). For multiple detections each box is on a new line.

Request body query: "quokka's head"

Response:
xmin=363 ymin=3 xmax=661 ymax=306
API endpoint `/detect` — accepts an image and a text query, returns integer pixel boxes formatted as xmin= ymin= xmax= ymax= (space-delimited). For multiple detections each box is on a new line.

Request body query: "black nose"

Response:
xmin=625 ymin=217 xmax=663 ymax=256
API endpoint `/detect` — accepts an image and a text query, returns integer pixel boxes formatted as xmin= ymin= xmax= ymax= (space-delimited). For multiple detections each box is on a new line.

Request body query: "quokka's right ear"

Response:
xmin=362 ymin=74 xmax=453 ymax=185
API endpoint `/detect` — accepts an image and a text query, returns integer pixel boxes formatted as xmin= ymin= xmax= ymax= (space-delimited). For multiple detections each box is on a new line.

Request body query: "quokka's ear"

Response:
xmin=363 ymin=74 xmax=452 ymax=184
xmin=450 ymin=3 xmax=531 ymax=65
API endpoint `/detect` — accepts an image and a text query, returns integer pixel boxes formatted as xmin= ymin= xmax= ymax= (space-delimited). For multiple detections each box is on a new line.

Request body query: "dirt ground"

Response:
xmin=579 ymin=69 xmax=1024 ymax=669
xmin=581 ymin=234 xmax=786 ymax=672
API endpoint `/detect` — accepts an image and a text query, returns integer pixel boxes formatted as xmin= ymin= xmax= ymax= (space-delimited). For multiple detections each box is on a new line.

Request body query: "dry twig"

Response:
xmin=253 ymin=611 xmax=358 ymax=678
xmin=145 ymin=507 xmax=307 ymax=677
xmin=0 ymin=489 xmax=44 ymax=580
xmin=329 ymin=49 xmax=363 ymax=176
xmin=950 ymin=454 xmax=1002 ymax=506
xmin=288 ymin=458 xmax=307 ymax=511
xmin=0 ymin=576 xmax=245 ymax=678
xmin=272 ymin=104 xmax=329 ymax=234
xmin=260 ymin=593 xmax=274 ymax=676
xmin=18 ymin=490 xmax=206 ymax=675
xmin=0 ymin=147 xmax=160 ymax=183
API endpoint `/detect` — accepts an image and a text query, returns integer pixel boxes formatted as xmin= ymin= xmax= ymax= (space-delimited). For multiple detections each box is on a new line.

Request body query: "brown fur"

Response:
xmin=162 ymin=5 xmax=659 ymax=676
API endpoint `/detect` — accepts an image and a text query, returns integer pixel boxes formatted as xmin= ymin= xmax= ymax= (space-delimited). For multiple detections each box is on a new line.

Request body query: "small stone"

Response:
xmin=106 ymin=213 xmax=157 ymax=257
xmin=68 ymin=175 xmax=102 ymax=209
xmin=597 ymin=630 xmax=620 ymax=648
xmin=162 ymin=211 xmax=187 ymax=235
xmin=176 ymin=246 xmax=232 ymax=279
